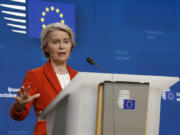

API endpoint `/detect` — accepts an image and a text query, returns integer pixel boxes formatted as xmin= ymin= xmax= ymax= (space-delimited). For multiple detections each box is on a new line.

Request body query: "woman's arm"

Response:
xmin=9 ymin=71 xmax=40 ymax=120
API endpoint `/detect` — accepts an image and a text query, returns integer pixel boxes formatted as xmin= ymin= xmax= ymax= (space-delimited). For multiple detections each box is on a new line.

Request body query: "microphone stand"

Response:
xmin=86 ymin=57 xmax=107 ymax=73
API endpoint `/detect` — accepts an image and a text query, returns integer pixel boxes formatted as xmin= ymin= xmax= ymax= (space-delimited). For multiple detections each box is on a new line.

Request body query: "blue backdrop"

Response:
xmin=0 ymin=0 xmax=180 ymax=134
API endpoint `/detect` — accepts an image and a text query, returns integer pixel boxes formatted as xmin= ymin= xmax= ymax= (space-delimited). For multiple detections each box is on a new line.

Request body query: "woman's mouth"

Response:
xmin=58 ymin=52 xmax=66 ymax=56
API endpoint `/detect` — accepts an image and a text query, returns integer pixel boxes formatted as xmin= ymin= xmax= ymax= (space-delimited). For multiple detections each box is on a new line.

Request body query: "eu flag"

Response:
xmin=166 ymin=91 xmax=176 ymax=101
xmin=123 ymin=99 xmax=136 ymax=110
xmin=28 ymin=1 xmax=75 ymax=38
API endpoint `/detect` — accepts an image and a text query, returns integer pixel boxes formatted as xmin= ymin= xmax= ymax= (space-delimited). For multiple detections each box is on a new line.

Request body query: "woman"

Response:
xmin=10 ymin=23 xmax=78 ymax=135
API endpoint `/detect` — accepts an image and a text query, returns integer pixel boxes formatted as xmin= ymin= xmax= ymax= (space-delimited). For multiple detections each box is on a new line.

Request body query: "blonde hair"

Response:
xmin=41 ymin=23 xmax=76 ymax=58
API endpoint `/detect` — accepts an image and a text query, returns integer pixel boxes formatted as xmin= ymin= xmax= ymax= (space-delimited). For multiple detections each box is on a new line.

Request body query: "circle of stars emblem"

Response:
xmin=167 ymin=92 xmax=174 ymax=100
xmin=40 ymin=6 xmax=65 ymax=29
xmin=125 ymin=100 xmax=134 ymax=109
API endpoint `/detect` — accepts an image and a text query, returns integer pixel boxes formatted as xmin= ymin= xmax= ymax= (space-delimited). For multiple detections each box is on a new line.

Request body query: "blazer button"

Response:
xmin=38 ymin=110 xmax=42 ymax=115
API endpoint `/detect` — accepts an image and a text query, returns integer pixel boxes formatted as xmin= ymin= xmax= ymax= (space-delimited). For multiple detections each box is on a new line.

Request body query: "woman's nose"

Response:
xmin=58 ymin=42 xmax=64 ymax=48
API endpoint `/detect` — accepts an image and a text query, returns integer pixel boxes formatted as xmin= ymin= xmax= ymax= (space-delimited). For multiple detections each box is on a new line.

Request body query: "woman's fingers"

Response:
xmin=14 ymin=95 xmax=24 ymax=105
xmin=26 ymin=85 xmax=31 ymax=97
xmin=17 ymin=91 xmax=20 ymax=96
xmin=14 ymin=95 xmax=20 ymax=102
xmin=30 ymin=94 xmax=40 ymax=101
xmin=21 ymin=87 xmax=25 ymax=95
xmin=23 ymin=93 xmax=40 ymax=103
xmin=18 ymin=85 xmax=30 ymax=98
xmin=19 ymin=87 xmax=23 ymax=97
xmin=15 ymin=93 xmax=40 ymax=104
xmin=15 ymin=85 xmax=40 ymax=104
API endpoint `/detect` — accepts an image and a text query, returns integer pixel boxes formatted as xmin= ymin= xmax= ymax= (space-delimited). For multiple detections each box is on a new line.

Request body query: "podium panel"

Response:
xmin=97 ymin=82 xmax=149 ymax=135
xmin=52 ymin=96 xmax=69 ymax=135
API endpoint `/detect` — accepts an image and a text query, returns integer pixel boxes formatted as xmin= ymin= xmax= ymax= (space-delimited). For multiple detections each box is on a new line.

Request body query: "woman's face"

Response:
xmin=45 ymin=30 xmax=72 ymax=64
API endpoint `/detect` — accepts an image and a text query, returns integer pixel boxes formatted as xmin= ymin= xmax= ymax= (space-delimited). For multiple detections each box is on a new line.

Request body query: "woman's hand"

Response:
xmin=14 ymin=85 xmax=40 ymax=112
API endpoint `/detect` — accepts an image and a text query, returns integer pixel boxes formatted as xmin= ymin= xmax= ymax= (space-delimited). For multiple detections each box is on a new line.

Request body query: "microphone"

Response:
xmin=86 ymin=57 xmax=95 ymax=65
xmin=86 ymin=57 xmax=107 ymax=73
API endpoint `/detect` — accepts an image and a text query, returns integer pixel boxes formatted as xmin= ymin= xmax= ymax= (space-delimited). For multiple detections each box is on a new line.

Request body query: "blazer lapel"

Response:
xmin=43 ymin=61 xmax=62 ymax=94
xmin=67 ymin=64 xmax=78 ymax=80
xmin=43 ymin=61 xmax=78 ymax=94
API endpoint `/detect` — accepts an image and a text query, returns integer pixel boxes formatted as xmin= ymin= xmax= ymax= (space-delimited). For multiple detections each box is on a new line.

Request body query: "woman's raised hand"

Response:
xmin=14 ymin=85 xmax=40 ymax=112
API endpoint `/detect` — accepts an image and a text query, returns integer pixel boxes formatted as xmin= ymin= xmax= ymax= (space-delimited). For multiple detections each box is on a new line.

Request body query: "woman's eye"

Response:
xmin=53 ymin=40 xmax=59 ymax=44
xmin=64 ymin=40 xmax=70 ymax=44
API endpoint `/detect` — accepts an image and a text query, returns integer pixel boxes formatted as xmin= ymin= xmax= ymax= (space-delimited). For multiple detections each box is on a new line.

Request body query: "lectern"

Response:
xmin=38 ymin=72 xmax=179 ymax=135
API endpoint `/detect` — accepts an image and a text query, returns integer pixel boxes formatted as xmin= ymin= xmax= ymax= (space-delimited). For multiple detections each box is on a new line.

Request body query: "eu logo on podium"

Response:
xmin=166 ymin=91 xmax=176 ymax=101
xmin=123 ymin=99 xmax=136 ymax=110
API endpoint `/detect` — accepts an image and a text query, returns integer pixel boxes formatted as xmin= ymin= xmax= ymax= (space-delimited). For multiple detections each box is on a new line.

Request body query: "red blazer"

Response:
xmin=10 ymin=61 xmax=78 ymax=135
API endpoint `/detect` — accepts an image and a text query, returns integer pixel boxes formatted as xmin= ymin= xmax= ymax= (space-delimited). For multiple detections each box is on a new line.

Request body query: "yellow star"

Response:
xmin=45 ymin=7 xmax=49 ymax=12
xmin=42 ymin=24 xmax=46 ymax=28
xmin=61 ymin=19 xmax=65 ymax=24
xmin=42 ymin=12 xmax=46 ymax=16
xmin=40 ymin=17 xmax=44 ymax=22
xmin=50 ymin=6 xmax=54 ymax=11
xmin=56 ymin=8 xmax=60 ymax=13
xmin=59 ymin=13 xmax=63 ymax=18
